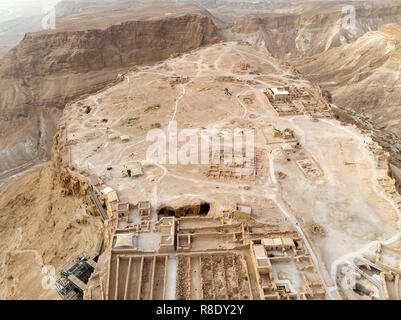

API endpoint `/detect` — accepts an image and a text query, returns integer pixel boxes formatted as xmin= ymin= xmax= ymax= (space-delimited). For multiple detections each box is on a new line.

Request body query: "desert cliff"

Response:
xmin=0 ymin=5 xmax=219 ymax=180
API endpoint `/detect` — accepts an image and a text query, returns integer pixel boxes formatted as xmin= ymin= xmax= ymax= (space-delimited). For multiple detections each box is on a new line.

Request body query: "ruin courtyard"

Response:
xmin=53 ymin=42 xmax=401 ymax=300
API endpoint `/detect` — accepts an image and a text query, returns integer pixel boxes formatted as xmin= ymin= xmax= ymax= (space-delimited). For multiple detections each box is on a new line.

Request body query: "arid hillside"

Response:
xmin=0 ymin=0 xmax=107 ymax=58
xmin=227 ymin=1 xmax=401 ymax=59
xmin=295 ymin=23 xmax=401 ymax=133
xmin=0 ymin=146 xmax=106 ymax=300
xmin=0 ymin=4 xmax=219 ymax=182
xmin=2 ymin=0 xmax=401 ymax=302
xmin=293 ymin=23 xmax=400 ymax=153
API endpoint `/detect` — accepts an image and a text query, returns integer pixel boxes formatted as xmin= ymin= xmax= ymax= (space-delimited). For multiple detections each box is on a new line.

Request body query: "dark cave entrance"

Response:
xmin=157 ymin=202 xmax=211 ymax=218
xmin=200 ymin=203 xmax=210 ymax=215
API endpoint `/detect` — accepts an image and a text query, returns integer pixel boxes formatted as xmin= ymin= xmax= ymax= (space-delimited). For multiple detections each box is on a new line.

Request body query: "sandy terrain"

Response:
xmin=0 ymin=164 xmax=105 ymax=299
xmin=58 ymin=41 xmax=401 ymax=299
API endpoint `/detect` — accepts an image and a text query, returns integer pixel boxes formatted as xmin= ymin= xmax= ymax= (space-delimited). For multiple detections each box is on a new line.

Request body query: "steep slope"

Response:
xmin=0 ymin=0 xmax=111 ymax=58
xmin=294 ymin=23 xmax=401 ymax=180
xmin=228 ymin=1 xmax=401 ymax=59
xmin=0 ymin=4 xmax=220 ymax=181
xmin=0 ymin=15 xmax=43 ymax=58
xmin=0 ymin=139 xmax=111 ymax=299
xmin=295 ymin=23 xmax=401 ymax=135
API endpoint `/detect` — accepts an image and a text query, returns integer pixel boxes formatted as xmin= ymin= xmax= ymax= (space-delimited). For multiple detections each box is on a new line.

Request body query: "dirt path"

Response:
xmin=64 ymin=42 xmax=401 ymax=300
xmin=0 ymin=228 xmax=46 ymax=300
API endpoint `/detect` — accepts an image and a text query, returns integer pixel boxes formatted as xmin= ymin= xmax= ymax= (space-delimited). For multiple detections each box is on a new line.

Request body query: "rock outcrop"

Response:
xmin=295 ymin=23 xmax=401 ymax=135
xmin=230 ymin=2 xmax=401 ymax=59
xmin=0 ymin=5 xmax=220 ymax=179
xmin=295 ymin=23 xmax=401 ymax=185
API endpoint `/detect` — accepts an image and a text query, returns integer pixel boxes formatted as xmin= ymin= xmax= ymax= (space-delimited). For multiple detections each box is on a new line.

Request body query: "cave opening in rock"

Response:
xmin=157 ymin=202 xmax=211 ymax=218
xmin=200 ymin=203 xmax=210 ymax=215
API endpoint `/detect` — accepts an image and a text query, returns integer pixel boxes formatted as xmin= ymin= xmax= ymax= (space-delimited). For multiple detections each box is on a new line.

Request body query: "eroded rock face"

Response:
xmin=0 ymin=6 xmax=220 ymax=178
xmin=295 ymin=23 xmax=401 ymax=134
xmin=230 ymin=3 xmax=401 ymax=59
xmin=0 ymin=162 xmax=106 ymax=300
xmin=1 ymin=14 xmax=219 ymax=78
xmin=0 ymin=118 xmax=116 ymax=299
xmin=293 ymin=23 xmax=401 ymax=188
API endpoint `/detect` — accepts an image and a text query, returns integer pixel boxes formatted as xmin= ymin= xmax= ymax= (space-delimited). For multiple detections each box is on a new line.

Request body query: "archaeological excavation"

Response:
xmin=1 ymin=1 xmax=401 ymax=307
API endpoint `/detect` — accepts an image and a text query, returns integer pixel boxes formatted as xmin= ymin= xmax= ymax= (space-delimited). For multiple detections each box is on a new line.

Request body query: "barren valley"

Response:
xmin=1 ymin=0 xmax=401 ymax=302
